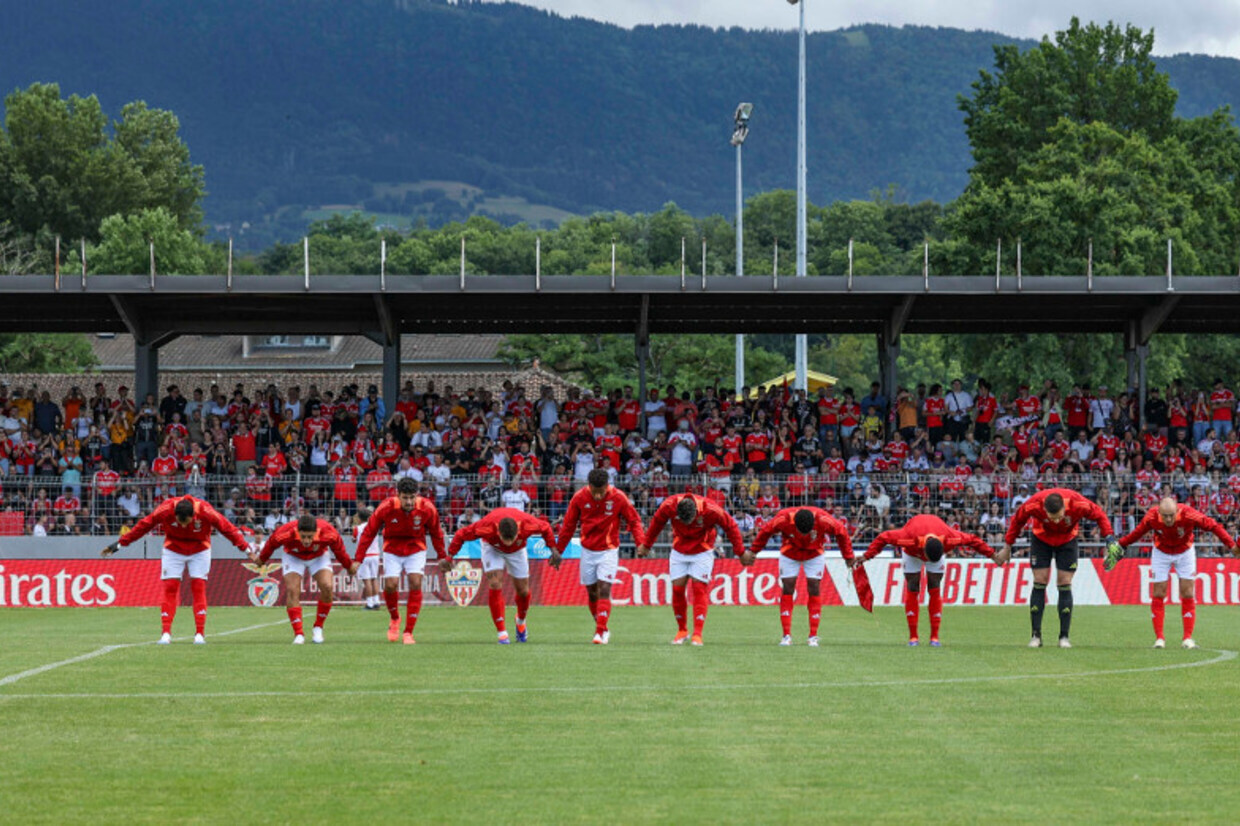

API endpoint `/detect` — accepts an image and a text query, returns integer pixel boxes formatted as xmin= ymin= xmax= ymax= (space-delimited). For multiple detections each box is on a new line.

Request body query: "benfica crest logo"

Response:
xmin=242 ymin=561 xmax=282 ymax=607
xmin=446 ymin=561 xmax=483 ymax=607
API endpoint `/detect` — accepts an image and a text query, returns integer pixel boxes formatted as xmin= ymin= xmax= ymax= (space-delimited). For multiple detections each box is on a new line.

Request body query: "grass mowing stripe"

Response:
xmin=0 ymin=619 xmax=286 ymax=689
xmin=2 ymin=647 xmax=1233 ymax=700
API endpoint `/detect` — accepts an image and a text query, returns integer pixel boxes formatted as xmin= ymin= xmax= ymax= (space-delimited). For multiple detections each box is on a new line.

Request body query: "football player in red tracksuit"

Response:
xmin=1118 ymin=497 xmax=1237 ymax=649
xmin=747 ymin=506 xmax=854 ymax=647
xmin=556 ymin=468 xmax=647 ymax=645
xmin=442 ymin=507 xmax=556 ymax=644
xmin=354 ymin=476 xmax=445 ymax=645
xmin=102 ymin=495 xmax=250 ymax=644
xmin=253 ymin=514 xmax=356 ymax=645
xmin=855 ymin=514 xmax=997 ymax=647
xmin=642 ymin=493 xmax=744 ymax=646
xmin=999 ymin=488 xmax=1115 ymax=648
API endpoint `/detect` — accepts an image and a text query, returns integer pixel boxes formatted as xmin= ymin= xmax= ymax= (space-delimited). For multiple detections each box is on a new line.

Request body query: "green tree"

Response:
xmin=88 ymin=207 xmax=209 ymax=275
xmin=960 ymin=18 xmax=1177 ymax=187
xmin=0 ymin=83 xmax=205 ymax=243
xmin=0 ymin=333 xmax=97 ymax=373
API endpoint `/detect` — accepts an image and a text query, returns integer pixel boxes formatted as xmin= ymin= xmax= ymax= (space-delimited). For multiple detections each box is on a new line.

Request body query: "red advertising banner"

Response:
xmin=0 ymin=560 xmax=161 ymax=607
xmin=4 ymin=557 xmax=1239 ymax=608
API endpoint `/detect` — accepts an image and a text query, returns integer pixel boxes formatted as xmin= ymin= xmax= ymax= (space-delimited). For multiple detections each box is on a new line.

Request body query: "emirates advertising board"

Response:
xmin=3 ymin=556 xmax=1240 ymax=609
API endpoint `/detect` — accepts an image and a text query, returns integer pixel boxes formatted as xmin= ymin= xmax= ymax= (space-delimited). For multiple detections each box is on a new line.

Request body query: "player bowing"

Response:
xmin=854 ymin=513 xmax=998 ymax=647
xmin=1117 ymin=497 xmax=1237 ymax=649
xmin=253 ymin=514 xmax=357 ymax=644
xmin=556 ymin=468 xmax=647 ymax=644
xmin=997 ymin=488 xmax=1118 ymax=649
xmin=746 ymin=506 xmax=855 ymax=647
xmin=354 ymin=476 xmax=446 ymax=644
xmin=641 ymin=493 xmax=744 ymax=646
xmin=443 ymin=508 xmax=556 ymax=644
xmin=101 ymin=495 xmax=250 ymax=644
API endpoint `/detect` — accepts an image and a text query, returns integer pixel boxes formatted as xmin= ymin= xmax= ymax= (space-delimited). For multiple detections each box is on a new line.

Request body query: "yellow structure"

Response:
xmin=743 ymin=369 xmax=838 ymax=399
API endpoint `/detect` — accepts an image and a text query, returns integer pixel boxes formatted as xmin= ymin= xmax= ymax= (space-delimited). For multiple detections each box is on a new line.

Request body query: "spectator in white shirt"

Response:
xmin=500 ymin=480 xmax=531 ymax=512
xmin=426 ymin=453 xmax=451 ymax=500
xmin=667 ymin=420 xmax=697 ymax=477
xmin=1089 ymin=386 xmax=1114 ymax=429
xmin=1069 ymin=430 xmax=1093 ymax=462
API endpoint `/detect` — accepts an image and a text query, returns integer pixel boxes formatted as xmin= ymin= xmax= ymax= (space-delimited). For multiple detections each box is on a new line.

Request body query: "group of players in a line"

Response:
xmin=102 ymin=468 xmax=1239 ymax=650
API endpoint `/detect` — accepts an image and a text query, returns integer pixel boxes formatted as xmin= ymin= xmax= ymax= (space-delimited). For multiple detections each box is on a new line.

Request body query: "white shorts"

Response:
xmin=356 ymin=556 xmax=380 ymax=580
xmin=579 ymin=548 xmax=620 ymax=586
xmin=161 ymin=548 xmax=210 ymax=580
xmin=480 ymin=542 xmax=530 ymax=579
xmin=779 ymin=555 xmax=826 ymax=581
xmin=669 ymin=550 xmax=714 ymax=583
xmin=1150 ymin=546 xmax=1196 ymax=583
xmin=902 ymin=552 xmax=946 ymax=575
xmin=282 ymin=553 xmax=333 ymax=579
xmin=383 ymin=551 xmax=427 ymax=580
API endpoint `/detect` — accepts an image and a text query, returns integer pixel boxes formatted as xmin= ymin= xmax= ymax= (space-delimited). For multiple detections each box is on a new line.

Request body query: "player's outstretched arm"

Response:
xmin=100 ymin=540 xmax=120 ymax=558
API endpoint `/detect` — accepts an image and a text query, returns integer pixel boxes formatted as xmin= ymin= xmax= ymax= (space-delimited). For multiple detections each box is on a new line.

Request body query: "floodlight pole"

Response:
xmin=793 ymin=0 xmax=808 ymax=391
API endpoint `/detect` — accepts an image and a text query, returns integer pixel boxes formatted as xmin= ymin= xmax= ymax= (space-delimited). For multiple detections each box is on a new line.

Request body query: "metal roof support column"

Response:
xmin=636 ymin=294 xmax=650 ymax=436
xmin=135 ymin=341 xmax=159 ymax=407
xmin=879 ymin=296 xmax=915 ymax=408
xmin=373 ymin=295 xmax=400 ymax=418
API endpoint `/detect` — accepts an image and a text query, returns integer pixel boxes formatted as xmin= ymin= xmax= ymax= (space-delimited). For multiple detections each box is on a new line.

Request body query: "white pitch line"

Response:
xmin=0 ymin=620 xmax=286 ymax=689
xmin=0 ymin=648 xmax=1233 ymax=701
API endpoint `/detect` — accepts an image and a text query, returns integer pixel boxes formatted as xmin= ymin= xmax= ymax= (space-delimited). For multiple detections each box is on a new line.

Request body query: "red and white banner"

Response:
xmin=4 ymin=558 xmax=1240 ymax=607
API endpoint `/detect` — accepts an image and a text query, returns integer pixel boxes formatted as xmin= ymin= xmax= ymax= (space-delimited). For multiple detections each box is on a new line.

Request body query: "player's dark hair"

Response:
xmin=794 ymin=508 xmax=814 ymax=534
xmin=174 ymin=499 xmax=194 ymax=521
xmin=676 ymin=497 xmax=698 ymax=523
xmin=497 ymin=517 xmax=519 ymax=543
xmin=587 ymin=468 xmax=610 ymax=489
xmin=297 ymin=514 xmax=316 ymax=534
xmin=1044 ymin=492 xmax=1064 ymax=514
xmin=924 ymin=536 xmax=945 ymax=562
xmin=396 ymin=477 xmax=418 ymax=495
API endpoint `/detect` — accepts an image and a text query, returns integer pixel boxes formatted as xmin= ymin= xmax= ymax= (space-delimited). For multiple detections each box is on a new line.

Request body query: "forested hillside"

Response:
xmin=5 ymin=0 xmax=1237 ymax=247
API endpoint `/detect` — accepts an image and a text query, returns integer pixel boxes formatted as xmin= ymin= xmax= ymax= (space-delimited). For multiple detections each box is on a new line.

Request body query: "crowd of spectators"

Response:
xmin=2 ymin=374 xmax=1239 ymax=555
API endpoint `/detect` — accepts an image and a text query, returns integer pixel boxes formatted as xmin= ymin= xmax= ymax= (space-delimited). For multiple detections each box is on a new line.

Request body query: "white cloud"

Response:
xmin=483 ymin=0 xmax=1240 ymax=58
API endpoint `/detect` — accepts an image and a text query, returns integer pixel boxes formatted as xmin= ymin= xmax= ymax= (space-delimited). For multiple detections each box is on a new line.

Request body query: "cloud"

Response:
xmin=484 ymin=0 xmax=1240 ymax=58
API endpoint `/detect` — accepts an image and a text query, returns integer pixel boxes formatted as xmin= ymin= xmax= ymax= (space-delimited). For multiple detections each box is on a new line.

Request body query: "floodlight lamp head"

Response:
xmin=734 ymin=102 xmax=754 ymax=125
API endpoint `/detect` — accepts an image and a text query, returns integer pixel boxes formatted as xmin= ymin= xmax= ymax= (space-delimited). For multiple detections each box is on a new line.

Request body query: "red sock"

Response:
xmin=190 ymin=578 xmax=208 ymax=634
xmin=314 ymin=600 xmax=331 ymax=629
xmin=595 ymin=598 xmax=611 ymax=634
xmin=588 ymin=598 xmax=598 ymax=621
xmin=405 ymin=590 xmax=423 ymax=633
xmin=928 ymin=588 xmax=943 ymax=640
xmin=780 ymin=593 xmax=794 ymax=636
xmin=1151 ymin=595 xmax=1166 ymax=639
xmin=515 ymin=592 xmax=530 ymax=625
xmin=672 ymin=584 xmax=688 ymax=632
xmin=384 ymin=589 xmax=400 ymax=620
xmin=287 ymin=606 xmax=304 ymax=636
xmin=904 ymin=587 xmax=920 ymax=639
xmin=488 ymin=588 xmax=507 ymax=633
xmin=160 ymin=578 xmax=180 ymax=633
xmin=690 ymin=579 xmax=710 ymax=636
xmin=807 ymin=593 xmax=822 ymax=637
xmin=1181 ymin=597 xmax=1197 ymax=640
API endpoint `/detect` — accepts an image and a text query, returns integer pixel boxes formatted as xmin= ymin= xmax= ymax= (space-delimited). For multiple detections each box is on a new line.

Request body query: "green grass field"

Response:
xmin=2 ymin=605 xmax=1239 ymax=824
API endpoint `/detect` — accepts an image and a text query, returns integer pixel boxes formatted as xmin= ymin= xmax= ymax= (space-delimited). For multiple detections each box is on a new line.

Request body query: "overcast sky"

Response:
xmin=486 ymin=0 xmax=1240 ymax=59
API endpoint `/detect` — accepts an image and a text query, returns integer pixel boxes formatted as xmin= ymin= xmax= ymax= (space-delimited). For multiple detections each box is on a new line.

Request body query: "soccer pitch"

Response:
xmin=2 ymin=606 xmax=1238 ymax=824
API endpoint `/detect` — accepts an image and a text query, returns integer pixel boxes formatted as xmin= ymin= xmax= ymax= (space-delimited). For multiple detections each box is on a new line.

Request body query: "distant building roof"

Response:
xmin=88 ymin=333 xmax=506 ymax=372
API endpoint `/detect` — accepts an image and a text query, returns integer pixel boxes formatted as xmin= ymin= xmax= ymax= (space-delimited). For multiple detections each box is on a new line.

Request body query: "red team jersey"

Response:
xmin=556 ymin=486 xmax=647 ymax=553
xmin=864 ymin=514 xmax=994 ymax=561
xmin=354 ymin=496 xmax=445 ymax=560
xmin=119 ymin=496 xmax=249 ymax=556
xmin=447 ymin=508 xmax=556 ymax=557
xmin=1119 ymin=504 xmax=1234 ymax=556
xmin=645 ymin=493 xmax=745 ymax=556
xmin=749 ymin=506 xmax=854 ymax=561
xmin=1004 ymin=488 xmax=1113 ymax=547
xmin=258 ymin=519 xmax=352 ymax=565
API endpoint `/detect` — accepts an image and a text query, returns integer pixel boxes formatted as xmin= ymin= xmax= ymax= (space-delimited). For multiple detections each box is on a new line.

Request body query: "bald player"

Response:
xmin=1118 ymin=497 xmax=1237 ymax=649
